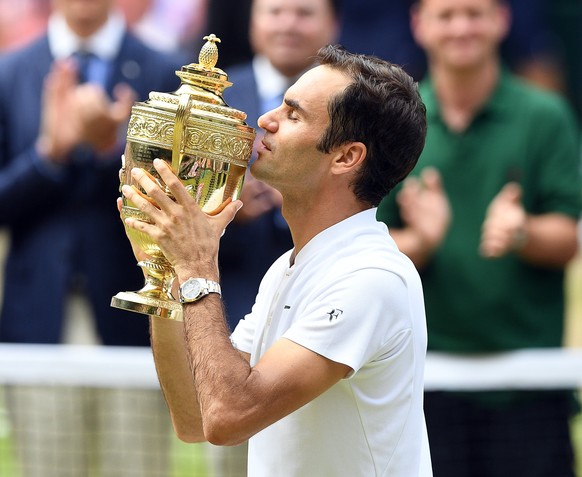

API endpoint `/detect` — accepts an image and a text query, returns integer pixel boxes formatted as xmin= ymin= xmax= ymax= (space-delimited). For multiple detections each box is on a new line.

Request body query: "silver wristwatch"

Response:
xmin=178 ymin=278 xmax=222 ymax=304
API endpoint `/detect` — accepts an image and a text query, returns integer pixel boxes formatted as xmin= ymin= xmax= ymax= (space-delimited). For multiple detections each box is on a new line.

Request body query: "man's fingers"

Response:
xmin=490 ymin=182 xmax=522 ymax=209
xmin=110 ymin=83 xmax=136 ymax=123
xmin=129 ymin=166 xmax=175 ymax=209
xmin=152 ymin=159 xmax=193 ymax=205
xmin=421 ymin=167 xmax=443 ymax=191
xmin=498 ymin=182 xmax=522 ymax=204
xmin=217 ymin=199 xmax=243 ymax=224
xmin=121 ymin=181 xmax=164 ymax=226
xmin=214 ymin=200 xmax=244 ymax=238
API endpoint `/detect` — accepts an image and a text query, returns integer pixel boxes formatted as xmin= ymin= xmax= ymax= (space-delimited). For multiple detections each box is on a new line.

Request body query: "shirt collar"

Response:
xmin=48 ymin=10 xmax=126 ymax=61
xmin=293 ymin=208 xmax=379 ymax=267
xmin=252 ymin=54 xmax=298 ymax=101
xmin=421 ymin=67 xmax=512 ymax=122
xmin=482 ymin=67 xmax=513 ymax=116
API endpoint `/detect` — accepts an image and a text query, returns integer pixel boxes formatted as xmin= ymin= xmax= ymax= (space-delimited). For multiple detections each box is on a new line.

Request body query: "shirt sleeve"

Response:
xmin=283 ymin=266 xmax=415 ymax=375
xmin=229 ymin=253 xmax=291 ymax=354
xmin=528 ymin=95 xmax=582 ymax=218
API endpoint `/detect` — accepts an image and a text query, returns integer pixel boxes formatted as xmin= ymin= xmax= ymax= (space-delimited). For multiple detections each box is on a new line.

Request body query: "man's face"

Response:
xmin=250 ymin=0 xmax=338 ymax=78
xmin=52 ymin=0 xmax=112 ymax=31
xmin=251 ymin=65 xmax=351 ymax=195
xmin=412 ymin=0 xmax=509 ymax=71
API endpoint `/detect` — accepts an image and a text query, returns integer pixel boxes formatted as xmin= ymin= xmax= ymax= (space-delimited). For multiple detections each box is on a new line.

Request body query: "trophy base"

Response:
xmin=111 ymin=291 xmax=183 ymax=321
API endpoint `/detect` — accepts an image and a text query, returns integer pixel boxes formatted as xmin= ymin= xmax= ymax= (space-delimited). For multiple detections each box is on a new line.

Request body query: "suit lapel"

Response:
xmin=225 ymin=66 xmax=261 ymax=129
xmin=31 ymin=37 xmax=54 ymax=87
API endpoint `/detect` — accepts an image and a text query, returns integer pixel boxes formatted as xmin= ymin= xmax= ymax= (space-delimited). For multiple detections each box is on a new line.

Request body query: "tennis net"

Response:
xmin=0 ymin=344 xmax=581 ymax=476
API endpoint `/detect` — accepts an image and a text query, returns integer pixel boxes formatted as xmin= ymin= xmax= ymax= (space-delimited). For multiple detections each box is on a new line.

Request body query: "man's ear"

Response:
xmin=331 ymin=142 xmax=367 ymax=175
xmin=495 ymin=2 xmax=512 ymax=42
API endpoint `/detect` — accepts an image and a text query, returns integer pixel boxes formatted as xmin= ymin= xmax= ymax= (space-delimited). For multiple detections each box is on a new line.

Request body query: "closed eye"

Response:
xmin=284 ymin=98 xmax=305 ymax=122
xmin=287 ymin=110 xmax=299 ymax=121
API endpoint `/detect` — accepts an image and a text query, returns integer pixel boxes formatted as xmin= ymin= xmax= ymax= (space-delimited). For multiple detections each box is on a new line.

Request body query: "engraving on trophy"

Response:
xmin=111 ymin=34 xmax=255 ymax=321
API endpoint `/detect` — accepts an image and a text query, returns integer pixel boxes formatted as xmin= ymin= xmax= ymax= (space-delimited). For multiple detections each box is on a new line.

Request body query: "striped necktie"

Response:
xmin=73 ymin=51 xmax=96 ymax=84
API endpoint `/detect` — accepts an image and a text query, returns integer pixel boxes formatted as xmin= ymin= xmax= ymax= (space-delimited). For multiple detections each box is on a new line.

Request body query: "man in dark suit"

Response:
xmin=0 ymin=1 xmax=187 ymax=475
xmin=0 ymin=0 xmax=186 ymax=346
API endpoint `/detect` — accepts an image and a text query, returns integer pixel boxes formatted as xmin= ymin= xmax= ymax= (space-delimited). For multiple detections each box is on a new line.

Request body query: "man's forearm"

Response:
xmin=150 ymin=316 xmax=205 ymax=442
xmin=515 ymin=213 xmax=579 ymax=268
xmin=181 ymin=295 xmax=256 ymax=446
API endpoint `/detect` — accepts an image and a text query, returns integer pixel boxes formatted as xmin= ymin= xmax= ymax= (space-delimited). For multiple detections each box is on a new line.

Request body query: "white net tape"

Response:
xmin=424 ymin=348 xmax=582 ymax=390
xmin=0 ymin=344 xmax=159 ymax=388
xmin=0 ymin=343 xmax=581 ymax=390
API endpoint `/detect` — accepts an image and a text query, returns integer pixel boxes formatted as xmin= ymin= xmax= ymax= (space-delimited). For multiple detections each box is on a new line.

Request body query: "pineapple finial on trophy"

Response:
xmin=174 ymin=33 xmax=230 ymax=97
xmin=199 ymin=34 xmax=221 ymax=70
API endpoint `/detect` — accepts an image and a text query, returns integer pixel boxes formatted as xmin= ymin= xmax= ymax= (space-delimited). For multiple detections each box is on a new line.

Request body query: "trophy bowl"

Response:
xmin=111 ymin=34 xmax=255 ymax=321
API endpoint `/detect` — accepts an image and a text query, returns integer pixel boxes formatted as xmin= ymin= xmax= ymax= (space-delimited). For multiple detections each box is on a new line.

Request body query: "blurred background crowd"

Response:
xmin=0 ymin=1 xmax=581 ymax=476
xmin=1 ymin=0 xmax=580 ymax=113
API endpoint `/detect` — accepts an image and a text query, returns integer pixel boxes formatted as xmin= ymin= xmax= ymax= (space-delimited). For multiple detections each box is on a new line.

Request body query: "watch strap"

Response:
xmin=179 ymin=278 xmax=221 ymax=304
xmin=202 ymin=279 xmax=222 ymax=296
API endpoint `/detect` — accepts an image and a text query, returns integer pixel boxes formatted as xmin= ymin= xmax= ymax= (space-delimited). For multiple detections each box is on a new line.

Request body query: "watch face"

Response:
xmin=182 ymin=279 xmax=203 ymax=300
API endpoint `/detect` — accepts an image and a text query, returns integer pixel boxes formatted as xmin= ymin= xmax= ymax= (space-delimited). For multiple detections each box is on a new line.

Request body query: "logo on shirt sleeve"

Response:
xmin=327 ymin=309 xmax=344 ymax=321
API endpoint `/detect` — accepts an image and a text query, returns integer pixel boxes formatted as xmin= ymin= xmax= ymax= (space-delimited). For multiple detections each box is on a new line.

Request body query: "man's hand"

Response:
xmin=37 ymin=60 xmax=136 ymax=163
xmin=480 ymin=182 xmax=527 ymax=258
xmin=397 ymin=167 xmax=451 ymax=256
xmin=121 ymin=159 xmax=242 ymax=281
xmin=116 ymin=196 xmax=151 ymax=266
xmin=75 ymin=82 xmax=135 ymax=154
xmin=36 ymin=59 xmax=83 ymax=164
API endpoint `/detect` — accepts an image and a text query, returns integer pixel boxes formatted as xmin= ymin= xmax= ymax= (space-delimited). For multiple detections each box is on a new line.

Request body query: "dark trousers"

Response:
xmin=424 ymin=390 xmax=576 ymax=477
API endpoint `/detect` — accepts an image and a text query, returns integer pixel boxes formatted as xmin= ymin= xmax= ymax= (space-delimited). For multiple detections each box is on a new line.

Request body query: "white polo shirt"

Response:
xmin=231 ymin=208 xmax=432 ymax=477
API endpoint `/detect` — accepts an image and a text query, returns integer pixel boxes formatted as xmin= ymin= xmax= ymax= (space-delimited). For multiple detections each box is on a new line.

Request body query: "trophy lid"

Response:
xmin=126 ymin=34 xmax=255 ymax=170
xmin=144 ymin=33 xmax=248 ymax=123
xmin=175 ymin=34 xmax=233 ymax=97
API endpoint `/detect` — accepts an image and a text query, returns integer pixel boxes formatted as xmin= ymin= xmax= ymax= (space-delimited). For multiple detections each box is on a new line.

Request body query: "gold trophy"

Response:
xmin=111 ymin=34 xmax=255 ymax=321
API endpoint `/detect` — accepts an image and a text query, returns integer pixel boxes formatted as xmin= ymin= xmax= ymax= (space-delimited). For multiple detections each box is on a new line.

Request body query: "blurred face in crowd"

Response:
xmin=115 ymin=0 xmax=152 ymax=25
xmin=52 ymin=0 xmax=113 ymax=36
xmin=411 ymin=0 xmax=510 ymax=72
xmin=250 ymin=0 xmax=338 ymax=78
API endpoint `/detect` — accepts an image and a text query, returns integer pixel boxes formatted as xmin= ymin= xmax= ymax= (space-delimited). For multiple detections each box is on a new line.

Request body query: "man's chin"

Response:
xmin=249 ymin=161 xmax=262 ymax=180
xmin=249 ymin=162 xmax=272 ymax=185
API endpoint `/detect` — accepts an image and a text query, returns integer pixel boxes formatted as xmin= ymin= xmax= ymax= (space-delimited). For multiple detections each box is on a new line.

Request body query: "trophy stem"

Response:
xmin=111 ymin=258 xmax=183 ymax=321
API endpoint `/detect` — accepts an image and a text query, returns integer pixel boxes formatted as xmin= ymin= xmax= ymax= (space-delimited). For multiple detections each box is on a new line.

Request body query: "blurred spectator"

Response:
xmin=221 ymin=0 xmax=340 ymax=334
xmin=338 ymin=0 xmax=579 ymax=113
xmin=0 ymin=0 xmax=187 ymax=348
xmin=0 ymin=0 xmax=187 ymax=475
xmin=378 ymin=0 xmax=581 ymax=476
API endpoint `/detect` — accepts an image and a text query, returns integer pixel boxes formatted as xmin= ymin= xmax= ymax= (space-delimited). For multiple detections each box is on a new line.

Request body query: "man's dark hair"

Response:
xmin=315 ymin=44 xmax=427 ymax=206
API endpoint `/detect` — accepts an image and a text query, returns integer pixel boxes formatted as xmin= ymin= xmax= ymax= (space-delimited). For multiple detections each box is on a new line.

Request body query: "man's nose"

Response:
xmin=258 ymin=109 xmax=279 ymax=132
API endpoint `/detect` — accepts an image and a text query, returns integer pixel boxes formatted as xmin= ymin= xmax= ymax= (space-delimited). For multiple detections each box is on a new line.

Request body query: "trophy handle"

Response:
xmin=172 ymin=93 xmax=194 ymax=173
